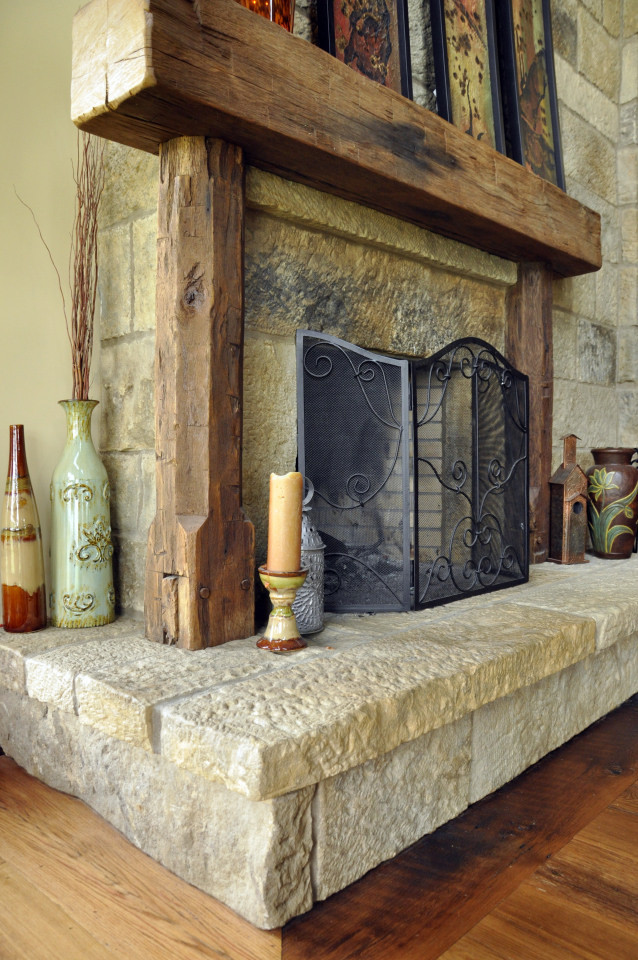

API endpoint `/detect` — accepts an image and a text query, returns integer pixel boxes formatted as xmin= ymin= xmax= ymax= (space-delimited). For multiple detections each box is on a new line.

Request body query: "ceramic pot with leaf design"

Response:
xmin=50 ymin=400 xmax=115 ymax=627
xmin=586 ymin=448 xmax=638 ymax=560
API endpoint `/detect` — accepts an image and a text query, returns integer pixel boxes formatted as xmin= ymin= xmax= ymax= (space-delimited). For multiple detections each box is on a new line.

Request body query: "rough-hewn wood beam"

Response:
xmin=72 ymin=0 xmax=601 ymax=279
xmin=145 ymin=136 xmax=254 ymax=648
xmin=506 ymin=263 xmax=554 ymax=564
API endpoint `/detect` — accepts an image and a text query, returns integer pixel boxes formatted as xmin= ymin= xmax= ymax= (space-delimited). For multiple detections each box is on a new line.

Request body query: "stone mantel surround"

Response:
xmin=1 ymin=555 xmax=637 ymax=929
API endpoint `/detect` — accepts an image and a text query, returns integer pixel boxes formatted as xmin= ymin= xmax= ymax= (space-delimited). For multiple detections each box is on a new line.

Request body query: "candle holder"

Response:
xmin=257 ymin=565 xmax=308 ymax=652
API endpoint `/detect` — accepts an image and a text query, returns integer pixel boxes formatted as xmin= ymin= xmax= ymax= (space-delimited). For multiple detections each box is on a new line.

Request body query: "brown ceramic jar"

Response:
xmin=586 ymin=448 xmax=638 ymax=560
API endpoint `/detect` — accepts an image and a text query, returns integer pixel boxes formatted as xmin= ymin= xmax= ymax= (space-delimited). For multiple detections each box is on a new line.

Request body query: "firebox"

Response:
xmin=297 ymin=332 xmax=529 ymax=612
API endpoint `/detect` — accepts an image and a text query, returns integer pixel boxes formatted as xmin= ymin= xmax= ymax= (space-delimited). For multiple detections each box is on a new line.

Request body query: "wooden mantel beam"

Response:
xmin=145 ymin=136 xmax=255 ymax=648
xmin=72 ymin=0 xmax=601 ymax=279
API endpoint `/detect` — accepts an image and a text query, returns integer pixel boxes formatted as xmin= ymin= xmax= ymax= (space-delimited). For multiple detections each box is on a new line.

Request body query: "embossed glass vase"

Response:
xmin=50 ymin=400 xmax=115 ymax=627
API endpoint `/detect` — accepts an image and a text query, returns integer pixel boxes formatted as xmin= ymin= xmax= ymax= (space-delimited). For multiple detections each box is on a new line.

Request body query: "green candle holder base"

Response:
xmin=257 ymin=565 xmax=308 ymax=652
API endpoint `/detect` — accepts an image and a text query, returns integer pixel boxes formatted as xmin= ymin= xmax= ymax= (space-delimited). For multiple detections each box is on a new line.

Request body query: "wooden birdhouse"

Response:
xmin=548 ymin=435 xmax=589 ymax=563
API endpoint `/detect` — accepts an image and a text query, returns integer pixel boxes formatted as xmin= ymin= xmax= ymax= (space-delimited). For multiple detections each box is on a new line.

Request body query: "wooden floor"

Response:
xmin=1 ymin=694 xmax=637 ymax=960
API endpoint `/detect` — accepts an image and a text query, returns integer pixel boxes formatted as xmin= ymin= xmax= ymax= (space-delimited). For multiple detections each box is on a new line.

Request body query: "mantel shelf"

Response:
xmin=72 ymin=0 xmax=601 ymax=279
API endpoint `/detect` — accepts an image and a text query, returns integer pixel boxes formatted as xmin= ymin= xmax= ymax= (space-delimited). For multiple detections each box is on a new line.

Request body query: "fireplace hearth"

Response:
xmin=297 ymin=333 xmax=529 ymax=612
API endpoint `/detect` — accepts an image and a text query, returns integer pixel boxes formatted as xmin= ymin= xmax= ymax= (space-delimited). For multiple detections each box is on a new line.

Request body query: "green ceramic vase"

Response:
xmin=50 ymin=400 xmax=115 ymax=627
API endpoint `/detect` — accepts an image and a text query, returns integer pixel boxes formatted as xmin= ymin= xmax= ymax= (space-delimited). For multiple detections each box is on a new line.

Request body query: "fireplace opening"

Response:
xmin=297 ymin=332 xmax=529 ymax=612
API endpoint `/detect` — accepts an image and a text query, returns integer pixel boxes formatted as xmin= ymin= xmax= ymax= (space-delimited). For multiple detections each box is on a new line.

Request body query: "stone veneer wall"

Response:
xmin=97 ymin=0 xmax=638 ymax=618
xmin=551 ymin=0 xmax=638 ymax=466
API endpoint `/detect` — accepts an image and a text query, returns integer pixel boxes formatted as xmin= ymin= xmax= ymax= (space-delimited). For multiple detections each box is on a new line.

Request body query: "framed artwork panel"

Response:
xmin=430 ymin=0 xmax=504 ymax=153
xmin=317 ymin=0 xmax=413 ymax=99
xmin=495 ymin=0 xmax=565 ymax=188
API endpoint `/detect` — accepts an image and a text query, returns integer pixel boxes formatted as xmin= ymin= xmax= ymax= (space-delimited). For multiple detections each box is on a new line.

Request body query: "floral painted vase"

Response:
xmin=50 ymin=400 xmax=115 ymax=627
xmin=586 ymin=448 xmax=638 ymax=560
xmin=1 ymin=425 xmax=47 ymax=632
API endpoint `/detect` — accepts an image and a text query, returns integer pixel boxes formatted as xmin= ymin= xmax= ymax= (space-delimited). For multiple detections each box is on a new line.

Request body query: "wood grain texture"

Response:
xmin=282 ymin=694 xmax=638 ymax=959
xmin=0 ymin=857 xmax=116 ymax=960
xmin=440 ymin=802 xmax=638 ymax=959
xmin=0 ymin=758 xmax=281 ymax=960
xmin=145 ymin=136 xmax=255 ymax=647
xmin=71 ymin=0 xmax=601 ymax=278
xmin=506 ymin=262 xmax=554 ymax=564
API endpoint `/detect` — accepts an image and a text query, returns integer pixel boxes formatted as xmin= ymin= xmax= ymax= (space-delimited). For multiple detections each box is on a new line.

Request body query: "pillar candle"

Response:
xmin=267 ymin=471 xmax=303 ymax=572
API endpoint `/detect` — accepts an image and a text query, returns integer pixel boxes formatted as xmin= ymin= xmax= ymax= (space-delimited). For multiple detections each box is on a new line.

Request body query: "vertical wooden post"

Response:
xmin=146 ymin=137 xmax=255 ymax=648
xmin=506 ymin=262 xmax=554 ymax=564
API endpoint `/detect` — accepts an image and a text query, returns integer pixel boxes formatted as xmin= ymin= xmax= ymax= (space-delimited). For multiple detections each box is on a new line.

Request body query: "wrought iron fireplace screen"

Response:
xmin=297 ymin=332 xmax=529 ymax=612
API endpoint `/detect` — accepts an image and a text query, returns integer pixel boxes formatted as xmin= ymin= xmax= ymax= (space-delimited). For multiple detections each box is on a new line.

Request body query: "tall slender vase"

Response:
xmin=50 ymin=400 xmax=115 ymax=627
xmin=586 ymin=448 xmax=638 ymax=560
xmin=1 ymin=425 xmax=47 ymax=632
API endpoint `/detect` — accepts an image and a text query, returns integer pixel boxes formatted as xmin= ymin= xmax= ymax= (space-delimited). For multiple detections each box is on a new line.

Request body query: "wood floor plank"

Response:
xmin=0 ymin=858 xmax=117 ymax=960
xmin=283 ymin=695 xmax=638 ymax=960
xmin=455 ymin=877 xmax=638 ymax=960
xmin=610 ymin=781 xmax=638 ymax=814
xmin=573 ymin=806 xmax=638 ymax=859
xmin=533 ymin=837 xmax=638 ymax=927
xmin=439 ymin=774 xmax=638 ymax=959
xmin=0 ymin=758 xmax=281 ymax=960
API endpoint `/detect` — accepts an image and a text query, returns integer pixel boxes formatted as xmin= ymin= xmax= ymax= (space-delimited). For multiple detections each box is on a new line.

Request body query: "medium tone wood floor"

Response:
xmin=1 ymin=694 xmax=637 ymax=959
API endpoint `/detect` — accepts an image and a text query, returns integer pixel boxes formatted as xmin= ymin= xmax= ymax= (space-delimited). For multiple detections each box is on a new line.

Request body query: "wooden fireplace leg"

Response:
xmin=145 ymin=136 xmax=255 ymax=648
xmin=506 ymin=262 xmax=554 ymax=565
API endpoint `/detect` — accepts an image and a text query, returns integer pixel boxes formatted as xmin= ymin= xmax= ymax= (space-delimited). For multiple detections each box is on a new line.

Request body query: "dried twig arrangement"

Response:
xmin=17 ymin=131 xmax=105 ymax=400
xmin=69 ymin=133 xmax=105 ymax=400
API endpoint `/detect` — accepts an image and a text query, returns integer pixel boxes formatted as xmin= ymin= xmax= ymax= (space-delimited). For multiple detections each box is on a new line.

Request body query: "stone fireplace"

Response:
xmin=1 ymin=0 xmax=637 ymax=939
xmin=99 ymin=156 xmax=523 ymax=622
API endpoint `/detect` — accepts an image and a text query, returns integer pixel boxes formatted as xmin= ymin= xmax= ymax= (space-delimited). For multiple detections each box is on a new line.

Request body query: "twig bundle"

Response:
xmin=69 ymin=133 xmax=105 ymax=400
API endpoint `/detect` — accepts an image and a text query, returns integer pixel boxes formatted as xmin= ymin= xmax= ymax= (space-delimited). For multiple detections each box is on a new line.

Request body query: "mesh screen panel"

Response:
xmin=297 ymin=334 xmax=410 ymax=611
xmin=413 ymin=342 xmax=528 ymax=605
xmin=297 ymin=333 xmax=528 ymax=612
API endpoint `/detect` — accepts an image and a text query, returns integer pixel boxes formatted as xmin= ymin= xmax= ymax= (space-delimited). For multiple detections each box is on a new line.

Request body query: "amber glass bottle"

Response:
xmin=1 ymin=425 xmax=47 ymax=632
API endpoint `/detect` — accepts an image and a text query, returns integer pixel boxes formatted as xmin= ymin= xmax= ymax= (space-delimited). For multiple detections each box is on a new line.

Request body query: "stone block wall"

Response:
xmin=552 ymin=0 xmax=638 ymax=466
xmin=98 ymin=147 xmax=159 ymax=618
xmin=97 ymin=0 xmax=638 ymax=618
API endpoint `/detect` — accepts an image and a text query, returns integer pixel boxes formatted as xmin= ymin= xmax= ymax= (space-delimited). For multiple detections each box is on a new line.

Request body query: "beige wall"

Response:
xmin=0 ymin=1 xmax=92 ymax=611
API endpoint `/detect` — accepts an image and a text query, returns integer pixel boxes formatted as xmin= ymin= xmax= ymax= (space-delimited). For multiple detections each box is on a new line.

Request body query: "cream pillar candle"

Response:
xmin=267 ymin=471 xmax=303 ymax=572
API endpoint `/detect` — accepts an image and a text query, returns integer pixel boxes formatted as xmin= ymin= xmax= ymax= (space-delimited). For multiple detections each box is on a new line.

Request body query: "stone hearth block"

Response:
xmin=74 ymin=638 xmax=322 ymax=749
xmin=313 ymin=714 xmax=472 ymax=901
xmin=514 ymin=561 xmax=638 ymax=650
xmin=470 ymin=636 xmax=638 ymax=802
xmin=158 ymin=602 xmax=594 ymax=800
xmin=26 ymin=634 xmax=152 ymax=714
xmin=0 ymin=688 xmax=313 ymax=930
xmin=0 ymin=558 xmax=635 ymax=929
xmin=0 ymin=619 xmax=142 ymax=694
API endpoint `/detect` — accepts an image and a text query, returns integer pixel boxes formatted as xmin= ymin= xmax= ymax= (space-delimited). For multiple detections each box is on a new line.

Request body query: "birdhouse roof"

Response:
xmin=549 ymin=462 xmax=588 ymax=493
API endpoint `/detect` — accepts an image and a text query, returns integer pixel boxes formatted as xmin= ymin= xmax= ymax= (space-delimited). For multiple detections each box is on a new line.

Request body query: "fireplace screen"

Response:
xmin=297 ymin=332 xmax=529 ymax=612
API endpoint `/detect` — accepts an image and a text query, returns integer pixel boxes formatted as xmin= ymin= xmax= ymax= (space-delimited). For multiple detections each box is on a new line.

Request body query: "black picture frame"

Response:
xmin=429 ymin=0 xmax=505 ymax=154
xmin=494 ymin=0 xmax=565 ymax=189
xmin=317 ymin=0 xmax=413 ymax=100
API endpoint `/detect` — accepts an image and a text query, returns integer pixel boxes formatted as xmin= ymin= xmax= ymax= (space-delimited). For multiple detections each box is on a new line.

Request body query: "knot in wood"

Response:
xmin=182 ymin=265 xmax=206 ymax=310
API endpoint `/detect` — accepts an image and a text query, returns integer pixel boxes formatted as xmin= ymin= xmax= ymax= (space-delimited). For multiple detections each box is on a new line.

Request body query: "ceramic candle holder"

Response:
xmin=257 ymin=565 xmax=308 ymax=652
